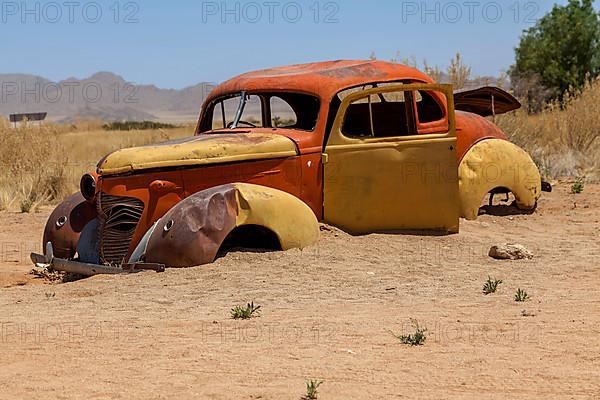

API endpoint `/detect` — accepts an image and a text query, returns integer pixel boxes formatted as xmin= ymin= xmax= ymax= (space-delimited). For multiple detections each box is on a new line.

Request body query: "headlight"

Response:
xmin=80 ymin=174 xmax=97 ymax=201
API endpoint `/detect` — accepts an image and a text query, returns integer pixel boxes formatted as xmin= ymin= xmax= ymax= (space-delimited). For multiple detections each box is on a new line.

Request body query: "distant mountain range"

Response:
xmin=0 ymin=70 xmax=509 ymax=124
xmin=0 ymin=72 xmax=215 ymax=123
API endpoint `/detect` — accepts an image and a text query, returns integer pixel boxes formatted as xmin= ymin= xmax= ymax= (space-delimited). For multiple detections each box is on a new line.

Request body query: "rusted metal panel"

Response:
xmin=204 ymin=60 xmax=434 ymax=106
xmin=455 ymin=111 xmax=508 ymax=161
xmin=138 ymin=183 xmax=319 ymax=268
xmin=97 ymin=194 xmax=145 ymax=265
xmin=454 ymin=86 xmax=521 ymax=117
xmin=98 ymin=169 xmax=186 ymax=260
xmin=43 ymin=193 xmax=97 ymax=259
xmin=141 ymin=185 xmax=239 ymax=267
xmin=97 ymin=156 xmax=313 ymax=261
xmin=31 ymin=244 xmax=165 ymax=276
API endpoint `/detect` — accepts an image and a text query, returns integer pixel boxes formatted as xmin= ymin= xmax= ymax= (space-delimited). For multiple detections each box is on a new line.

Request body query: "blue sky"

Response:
xmin=0 ymin=0 xmax=590 ymax=88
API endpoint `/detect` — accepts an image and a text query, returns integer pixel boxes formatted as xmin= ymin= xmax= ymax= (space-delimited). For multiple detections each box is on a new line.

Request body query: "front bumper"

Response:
xmin=31 ymin=243 xmax=165 ymax=276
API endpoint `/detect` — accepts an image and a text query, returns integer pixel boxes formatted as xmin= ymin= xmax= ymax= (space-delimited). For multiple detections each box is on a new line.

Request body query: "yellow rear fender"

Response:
xmin=130 ymin=183 xmax=319 ymax=267
xmin=459 ymin=139 xmax=541 ymax=220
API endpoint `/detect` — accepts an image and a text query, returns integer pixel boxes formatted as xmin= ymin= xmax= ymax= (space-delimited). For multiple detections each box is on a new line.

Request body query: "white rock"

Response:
xmin=489 ymin=243 xmax=534 ymax=260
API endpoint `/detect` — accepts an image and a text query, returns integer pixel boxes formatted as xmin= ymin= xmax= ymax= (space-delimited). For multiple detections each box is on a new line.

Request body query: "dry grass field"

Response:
xmin=496 ymin=78 xmax=600 ymax=181
xmin=0 ymin=119 xmax=192 ymax=212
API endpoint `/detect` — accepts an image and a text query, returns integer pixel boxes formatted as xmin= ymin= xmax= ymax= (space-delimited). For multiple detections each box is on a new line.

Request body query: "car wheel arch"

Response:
xmin=458 ymin=138 xmax=542 ymax=220
xmin=130 ymin=183 xmax=319 ymax=267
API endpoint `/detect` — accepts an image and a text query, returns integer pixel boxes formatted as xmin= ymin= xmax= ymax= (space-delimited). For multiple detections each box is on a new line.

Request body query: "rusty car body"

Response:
xmin=32 ymin=60 xmax=544 ymax=274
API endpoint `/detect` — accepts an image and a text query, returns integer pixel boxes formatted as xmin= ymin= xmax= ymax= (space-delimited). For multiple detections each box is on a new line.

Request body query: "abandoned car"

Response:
xmin=32 ymin=60 xmax=545 ymax=274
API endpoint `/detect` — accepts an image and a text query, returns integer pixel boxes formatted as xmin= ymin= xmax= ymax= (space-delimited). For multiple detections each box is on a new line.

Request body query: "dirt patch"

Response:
xmin=0 ymin=184 xmax=599 ymax=399
xmin=0 ymin=207 xmax=51 ymax=288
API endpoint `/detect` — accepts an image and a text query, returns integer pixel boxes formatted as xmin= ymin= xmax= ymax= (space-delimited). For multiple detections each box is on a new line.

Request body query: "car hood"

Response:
xmin=98 ymin=132 xmax=298 ymax=176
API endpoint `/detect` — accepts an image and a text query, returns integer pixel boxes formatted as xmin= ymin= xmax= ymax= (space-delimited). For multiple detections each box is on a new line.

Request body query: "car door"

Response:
xmin=323 ymin=83 xmax=459 ymax=235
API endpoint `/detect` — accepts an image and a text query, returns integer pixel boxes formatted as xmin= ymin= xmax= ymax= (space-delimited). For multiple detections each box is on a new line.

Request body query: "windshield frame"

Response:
xmin=199 ymin=91 xmax=321 ymax=134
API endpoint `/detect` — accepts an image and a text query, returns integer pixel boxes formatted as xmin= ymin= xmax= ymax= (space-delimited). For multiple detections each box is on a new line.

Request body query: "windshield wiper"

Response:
xmin=230 ymin=91 xmax=248 ymax=129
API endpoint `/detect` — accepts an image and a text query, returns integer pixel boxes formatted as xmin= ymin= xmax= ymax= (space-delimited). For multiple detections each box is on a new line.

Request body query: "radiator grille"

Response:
xmin=97 ymin=194 xmax=144 ymax=265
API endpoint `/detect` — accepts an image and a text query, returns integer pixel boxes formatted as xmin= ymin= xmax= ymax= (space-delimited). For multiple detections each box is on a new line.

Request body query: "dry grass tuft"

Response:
xmin=0 ymin=119 xmax=68 ymax=212
xmin=497 ymin=78 xmax=600 ymax=181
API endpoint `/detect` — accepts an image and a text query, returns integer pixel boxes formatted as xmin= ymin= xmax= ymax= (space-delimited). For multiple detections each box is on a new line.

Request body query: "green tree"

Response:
xmin=511 ymin=0 xmax=600 ymax=102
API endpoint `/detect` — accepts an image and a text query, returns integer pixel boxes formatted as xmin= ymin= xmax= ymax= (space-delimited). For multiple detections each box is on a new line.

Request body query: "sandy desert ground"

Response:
xmin=0 ymin=183 xmax=599 ymax=399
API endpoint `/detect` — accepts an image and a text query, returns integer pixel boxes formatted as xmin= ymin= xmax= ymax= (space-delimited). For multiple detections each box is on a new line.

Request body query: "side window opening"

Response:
xmin=270 ymin=96 xmax=297 ymax=128
xmin=273 ymin=93 xmax=320 ymax=131
xmin=416 ymin=90 xmax=445 ymax=123
xmin=342 ymin=90 xmax=417 ymax=138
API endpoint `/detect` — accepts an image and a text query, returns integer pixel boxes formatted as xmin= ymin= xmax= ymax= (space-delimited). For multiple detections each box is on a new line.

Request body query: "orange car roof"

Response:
xmin=205 ymin=60 xmax=435 ymax=103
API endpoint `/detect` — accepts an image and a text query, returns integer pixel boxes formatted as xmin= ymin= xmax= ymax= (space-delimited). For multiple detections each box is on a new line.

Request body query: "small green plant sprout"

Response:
xmin=391 ymin=319 xmax=427 ymax=346
xmin=20 ymin=199 xmax=33 ymax=213
xmin=302 ymin=380 xmax=323 ymax=400
xmin=230 ymin=302 xmax=261 ymax=320
xmin=483 ymin=276 xmax=503 ymax=295
xmin=571 ymin=177 xmax=585 ymax=194
xmin=514 ymin=288 xmax=530 ymax=302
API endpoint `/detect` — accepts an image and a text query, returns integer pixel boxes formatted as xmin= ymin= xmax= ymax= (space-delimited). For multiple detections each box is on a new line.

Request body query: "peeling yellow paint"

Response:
xmin=98 ymin=133 xmax=298 ymax=175
xmin=459 ymin=139 xmax=541 ymax=220
xmin=232 ymin=183 xmax=320 ymax=249
xmin=323 ymin=83 xmax=460 ymax=234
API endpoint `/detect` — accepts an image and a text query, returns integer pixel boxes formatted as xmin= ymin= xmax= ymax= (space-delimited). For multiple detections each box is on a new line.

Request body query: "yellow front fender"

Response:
xmin=233 ymin=183 xmax=320 ymax=250
xmin=459 ymin=139 xmax=541 ymax=220
xmin=134 ymin=183 xmax=319 ymax=267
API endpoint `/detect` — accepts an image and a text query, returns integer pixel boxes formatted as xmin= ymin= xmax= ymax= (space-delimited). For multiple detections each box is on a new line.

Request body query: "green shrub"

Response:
xmin=20 ymin=199 xmax=33 ymax=213
xmin=515 ymin=288 xmax=530 ymax=302
xmin=302 ymin=380 xmax=323 ymax=400
xmin=391 ymin=320 xmax=427 ymax=346
xmin=483 ymin=277 xmax=503 ymax=295
xmin=571 ymin=177 xmax=585 ymax=194
xmin=230 ymin=302 xmax=261 ymax=320
xmin=102 ymin=121 xmax=178 ymax=131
